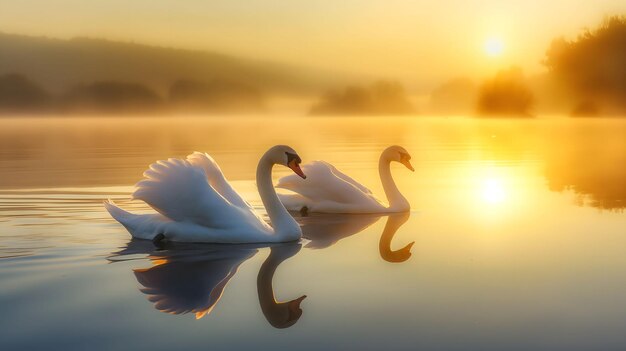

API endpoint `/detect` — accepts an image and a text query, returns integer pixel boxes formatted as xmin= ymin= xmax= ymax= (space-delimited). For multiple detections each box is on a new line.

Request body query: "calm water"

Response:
xmin=1 ymin=116 xmax=625 ymax=351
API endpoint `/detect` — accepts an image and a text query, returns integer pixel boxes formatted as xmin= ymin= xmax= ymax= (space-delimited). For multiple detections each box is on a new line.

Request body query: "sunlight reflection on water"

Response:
xmin=0 ymin=116 xmax=625 ymax=351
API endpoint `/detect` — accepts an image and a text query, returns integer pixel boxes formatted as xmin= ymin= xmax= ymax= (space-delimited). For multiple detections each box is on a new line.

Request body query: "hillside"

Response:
xmin=0 ymin=32 xmax=340 ymax=96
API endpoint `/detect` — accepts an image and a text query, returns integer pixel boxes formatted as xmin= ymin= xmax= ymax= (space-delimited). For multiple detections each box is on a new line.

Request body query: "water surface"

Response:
xmin=1 ymin=116 xmax=625 ymax=350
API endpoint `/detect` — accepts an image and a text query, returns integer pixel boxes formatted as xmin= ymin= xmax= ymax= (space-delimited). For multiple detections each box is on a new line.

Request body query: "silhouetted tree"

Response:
xmin=169 ymin=78 xmax=264 ymax=112
xmin=310 ymin=80 xmax=415 ymax=115
xmin=544 ymin=15 xmax=626 ymax=114
xmin=477 ymin=67 xmax=533 ymax=117
xmin=0 ymin=73 xmax=50 ymax=112
xmin=62 ymin=81 xmax=162 ymax=112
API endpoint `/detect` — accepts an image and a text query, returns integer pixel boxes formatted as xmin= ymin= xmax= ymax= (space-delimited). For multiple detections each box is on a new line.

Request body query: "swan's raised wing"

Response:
xmin=186 ymin=152 xmax=254 ymax=211
xmin=186 ymin=152 xmax=268 ymax=227
xmin=133 ymin=158 xmax=243 ymax=229
xmin=276 ymin=161 xmax=375 ymax=203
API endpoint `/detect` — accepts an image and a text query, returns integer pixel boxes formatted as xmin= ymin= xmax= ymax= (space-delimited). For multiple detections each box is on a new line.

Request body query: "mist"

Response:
xmin=1 ymin=16 xmax=626 ymax=117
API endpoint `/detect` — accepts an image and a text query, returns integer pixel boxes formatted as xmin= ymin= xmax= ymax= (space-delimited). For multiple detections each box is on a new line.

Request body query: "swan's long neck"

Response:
xmin=257 ymin=155 xmax=301 ymax=240
xmin=379 ymin=154 xmax=410 ymax=212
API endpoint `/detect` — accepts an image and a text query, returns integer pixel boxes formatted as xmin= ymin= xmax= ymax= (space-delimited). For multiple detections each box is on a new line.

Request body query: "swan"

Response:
xmin=276 ymin=145 xmax=413 ymax=213
xmin=104 ymin=145 xmax=306 ymax=243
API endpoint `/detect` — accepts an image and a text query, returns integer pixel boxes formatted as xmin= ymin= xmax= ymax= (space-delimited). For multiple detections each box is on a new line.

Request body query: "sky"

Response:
xmin=1 ymin=0 xmax=625 ymax=88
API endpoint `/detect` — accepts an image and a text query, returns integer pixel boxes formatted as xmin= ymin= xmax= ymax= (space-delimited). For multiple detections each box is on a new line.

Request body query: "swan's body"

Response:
xmin=277 ymin=146 xmax=413 ymax=214
xmin=105 ymin=145 xmax=306 ymax=243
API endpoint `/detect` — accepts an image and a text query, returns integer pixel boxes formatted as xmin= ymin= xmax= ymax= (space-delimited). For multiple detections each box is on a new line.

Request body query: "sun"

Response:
xmin=481 ymin=177 xmax=506 ymax=204
xmin=484 ymin=38 xmax=504 ymax=57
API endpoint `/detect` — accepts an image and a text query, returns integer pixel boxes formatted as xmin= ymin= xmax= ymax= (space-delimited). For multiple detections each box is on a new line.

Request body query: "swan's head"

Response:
xmin=268 ymin=145 xmax=306 ymax=179
xmin=383 ymin=145 xmax=414 ymax=172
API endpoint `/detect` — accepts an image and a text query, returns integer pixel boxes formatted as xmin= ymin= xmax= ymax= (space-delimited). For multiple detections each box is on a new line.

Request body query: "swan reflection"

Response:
xmin=109 ymin=241 xmax=305 ymax=326
xmin=258 ymin=244 xmax=307 ymax=328
xmin=378 ymin=212 xmax=414 ymax=263
xmin=299 ymin=213 xmax=382 ymax=249
xmin=108 ymin=212 xmax=413 ymax=325
xmin=298 ymin=212 xmax=414 ymax=262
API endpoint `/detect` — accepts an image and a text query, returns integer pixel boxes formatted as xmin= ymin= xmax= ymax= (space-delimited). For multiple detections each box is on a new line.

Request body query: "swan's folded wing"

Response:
xmin=133 ymin=158 xmax=240 ymax=229
xmin=276 ymin=161 xmax=374 ymax=203
xmin=323 ymin=161 xmax=373 ymax=195
xmin=186 ymin=152 xmax=255 ymax=211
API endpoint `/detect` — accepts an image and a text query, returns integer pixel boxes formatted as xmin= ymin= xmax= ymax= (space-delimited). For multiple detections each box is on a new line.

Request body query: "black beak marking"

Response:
xmin=286 ymin=151 xmax=301 ymax=165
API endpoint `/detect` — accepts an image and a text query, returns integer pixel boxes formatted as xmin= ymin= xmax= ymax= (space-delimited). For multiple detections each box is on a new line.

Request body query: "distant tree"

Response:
xmin=544 ymin=15 xmax=626 ymax=114
xmin=477 ymin=67 xmax=533 ymax=117
xmin=169 ymin=78 xmax=264 ymax=112
xmin=571 ymin=100 xmax=600 ymax=117
xmin=62 ymin=81 xmax=162 ymax=112
xmin=0 ymin=73 xmax=50 ymax=112
xmin=429 ymin=77 xmax=477 ymax=115
xmin=310 ymin=80 xmax=415 ymax=115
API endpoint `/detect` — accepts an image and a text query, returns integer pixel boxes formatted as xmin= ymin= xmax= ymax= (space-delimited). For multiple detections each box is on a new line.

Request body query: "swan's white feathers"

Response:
xmin=277 ymin=161 xmax=378 ymax=204
xmin=106 ymin=147 xmax=302 ymax=243
xmin=132 ymin=158 xmax=244 ymax=229
xmin=104 ymin=200 xmax=172 ymax=240
xmin=186 ymin=152 xmax=255 ymax=211
xmin=321 ymin=161 xmax=373 ymax=195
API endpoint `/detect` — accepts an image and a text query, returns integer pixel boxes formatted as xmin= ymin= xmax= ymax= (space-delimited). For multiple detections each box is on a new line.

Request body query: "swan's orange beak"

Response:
xmin=288 ymin=160 xmax=306 ymax=179
xmin=401 ymin=158 xmax=415 ymax=172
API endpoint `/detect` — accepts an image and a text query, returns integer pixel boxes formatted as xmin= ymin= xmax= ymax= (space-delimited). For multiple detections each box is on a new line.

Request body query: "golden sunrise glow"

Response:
xmin=484 ymin=38 xmax=504 ymax=57
xmin=1 ymin=1 xmax=624 ymax=81
xmin=481 ymin=177 xmax=506 ymax=204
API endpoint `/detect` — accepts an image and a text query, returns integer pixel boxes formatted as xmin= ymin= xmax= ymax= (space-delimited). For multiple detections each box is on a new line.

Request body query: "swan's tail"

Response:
xmin=104 ymin=200 xmax=168 ymax=240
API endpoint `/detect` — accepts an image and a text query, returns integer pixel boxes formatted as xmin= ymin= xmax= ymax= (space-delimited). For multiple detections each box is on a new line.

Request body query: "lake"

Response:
xmin=1 ymin=115 xmax=625 ymax=351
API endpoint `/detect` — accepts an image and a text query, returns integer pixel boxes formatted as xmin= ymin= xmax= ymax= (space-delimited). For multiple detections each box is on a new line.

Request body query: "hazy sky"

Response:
xmin=1 ymin=0 xmax=625 ymax=88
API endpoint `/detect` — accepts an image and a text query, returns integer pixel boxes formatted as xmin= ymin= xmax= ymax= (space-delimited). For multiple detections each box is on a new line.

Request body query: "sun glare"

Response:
xmin=484 ymin=38 xmax=504 ymax=57
xmin=481 ymin=177 xmax=506 ymax=204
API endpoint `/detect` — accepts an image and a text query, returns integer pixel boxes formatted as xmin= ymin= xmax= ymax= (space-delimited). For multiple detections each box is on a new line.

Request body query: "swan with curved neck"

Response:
xmin=105 ymin=145 xmax=306 ymax=243
xmin=277 ymin=145 xmax=413 ymax=214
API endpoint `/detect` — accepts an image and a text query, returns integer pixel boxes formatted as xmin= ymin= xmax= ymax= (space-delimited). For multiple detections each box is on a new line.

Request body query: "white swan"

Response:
xmin=276 ymin=145 xmax=413 ymax=213
xmin=104 ymin=145 xmax=306 ymax=243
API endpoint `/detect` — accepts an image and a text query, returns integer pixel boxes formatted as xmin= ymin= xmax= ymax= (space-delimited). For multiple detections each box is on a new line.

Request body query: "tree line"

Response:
xmin=0 ymin=74 xmax=264 ymax=114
